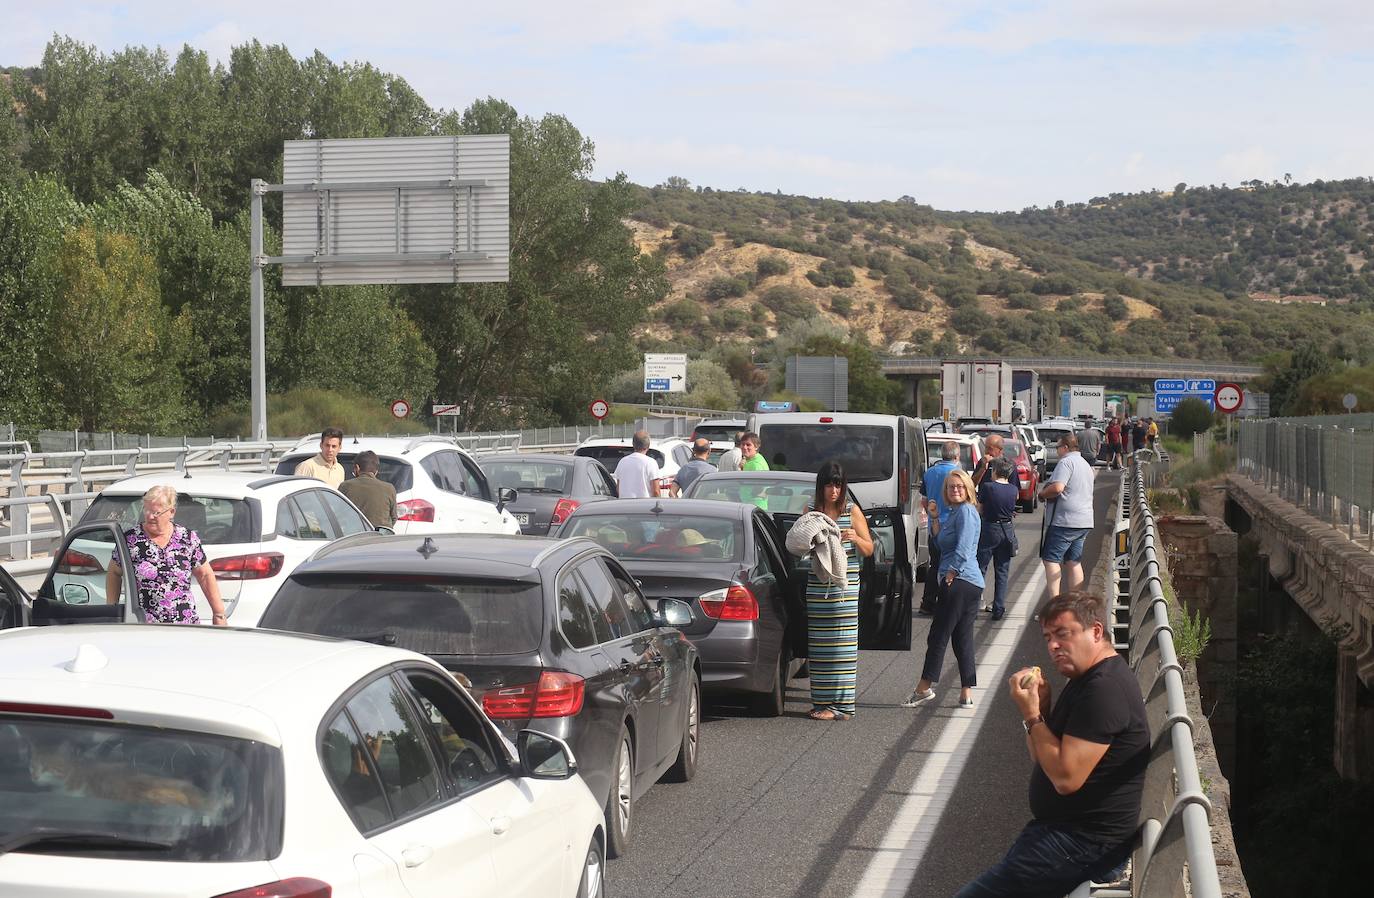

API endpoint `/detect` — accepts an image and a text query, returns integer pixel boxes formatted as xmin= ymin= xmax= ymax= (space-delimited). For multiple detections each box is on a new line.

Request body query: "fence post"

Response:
xmin=8 ymin=453 xmax=30 ymax=561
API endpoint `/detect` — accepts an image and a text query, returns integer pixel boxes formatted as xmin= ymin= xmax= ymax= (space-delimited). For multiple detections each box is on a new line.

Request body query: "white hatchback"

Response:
xmin=67 ymin=472 xmax=379 ymax=627
xmin=0 ymin=626 xmax=605 ymax=898
xmin=276 ymin=436 xmax=521 ymax=536
xmin=572 ymin=437 xmax=691 ymax=494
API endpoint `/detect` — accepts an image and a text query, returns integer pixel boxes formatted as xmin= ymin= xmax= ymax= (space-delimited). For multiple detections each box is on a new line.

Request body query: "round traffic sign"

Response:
xmin=1214 ymin=383 xmax=1243 ymax=414
xmin=589 ymin=398 xmax=610 ymax=420
xmin=390 ymin=399 xmax=411 ymax=419
xmin=1343 ymin=393 xmax=1358 ymax=411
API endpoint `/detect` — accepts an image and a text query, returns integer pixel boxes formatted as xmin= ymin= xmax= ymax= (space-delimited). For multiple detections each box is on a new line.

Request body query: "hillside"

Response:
xmin=628 ymin=183 xmax=1374 ymax=365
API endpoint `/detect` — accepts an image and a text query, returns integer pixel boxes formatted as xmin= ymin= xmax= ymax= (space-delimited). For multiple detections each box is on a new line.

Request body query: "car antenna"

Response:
xmin=417 ymin=536 xmax=438 ymax=560
xmin=651 ymin=500 xmax=664 ymax=515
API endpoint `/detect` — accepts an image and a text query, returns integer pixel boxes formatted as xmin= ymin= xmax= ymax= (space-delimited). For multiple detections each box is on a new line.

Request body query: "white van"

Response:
xmin=745 ymin=412 xmax=927 ymax=649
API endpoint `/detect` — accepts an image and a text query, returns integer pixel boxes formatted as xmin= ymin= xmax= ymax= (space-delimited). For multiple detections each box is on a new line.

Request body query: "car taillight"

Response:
xmin=550 ymin=498 xmax=580 ymax=526
xmin=56 ymin=549 xmax=103 ymax=574
xmin=396 ymin=498 xmax=436 ymax=522
xmin=210 ymin=552 xmax=285 ymax=580
xmin=212 ymin=880 xmax=331 ymax=898
xmin=698 ymin=584 xmax=759 ymax=621
xmin=482 ymin=671 xmax=586 ymax=719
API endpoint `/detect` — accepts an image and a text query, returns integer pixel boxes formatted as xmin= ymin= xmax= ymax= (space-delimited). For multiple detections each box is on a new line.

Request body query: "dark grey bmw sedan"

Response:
xmin=257 ymin=532 xmax=700 ymax=859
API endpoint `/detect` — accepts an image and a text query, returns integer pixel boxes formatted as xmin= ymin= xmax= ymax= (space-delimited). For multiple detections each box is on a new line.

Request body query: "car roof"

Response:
xmin=0 ymin=625 xmax=434 ymax=745
xmin=97 ymin=471 xmax=317 ymax=499
xmin=565 ymin=498 xmax=756 ymax=520
xmin=577 ymin=437 xmax=686 ymax=449
xmin=695 ymin=418 xmax=747 ymax=426
xmin=693 ymin=470 xmax=816 ymax=484
xmin=286 ymin=436 xmax=476 ymax=458
xmin=293 ymin=532 xmax=596 ymax=578
xmin=481 ymin=453 xmax=575 ymax=465
xmin=927 ymin=433 xmax=983 ymax=445
xmin=753 ymin=412 xmax=901 ymax=426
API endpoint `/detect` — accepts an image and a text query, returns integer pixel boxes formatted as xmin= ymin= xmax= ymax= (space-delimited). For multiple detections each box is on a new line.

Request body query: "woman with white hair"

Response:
xmin=106 ymin=484 xmax=228 ymax=625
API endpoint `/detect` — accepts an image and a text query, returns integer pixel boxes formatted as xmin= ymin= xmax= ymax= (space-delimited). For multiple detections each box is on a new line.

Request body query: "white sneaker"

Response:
xmin=900 ymin=688 xmax=936 ymax=708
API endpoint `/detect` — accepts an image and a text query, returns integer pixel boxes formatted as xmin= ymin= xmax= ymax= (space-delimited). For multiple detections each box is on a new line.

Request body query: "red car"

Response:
xmin=1002 ymin=439 xmax=1040 ymax=512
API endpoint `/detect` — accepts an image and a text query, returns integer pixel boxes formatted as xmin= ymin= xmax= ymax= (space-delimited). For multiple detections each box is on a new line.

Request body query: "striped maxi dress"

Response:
xmin=807 ymin=506 xmax=861 ymax=715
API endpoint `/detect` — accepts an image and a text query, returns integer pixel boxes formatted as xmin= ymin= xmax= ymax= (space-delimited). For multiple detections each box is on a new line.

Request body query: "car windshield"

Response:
xmin=574 ymin=447 xmax=665 ymax=469
xmin=82 ymin=495 xmax=252 ymax=545
xmin=693 ymin=424 xmax=743 ymax=442
xmin=754 ymin=424 xmax=894 ymax=482
xmin=483 ymin=461 xmax=571 ymax=495
xmin=1003 ymin=441 xmax=1028 ymax=462
xmin=928 ymin=440 xmax=977 ymax=472
xmin=0 ymin=717 xmax=281 ymax=861
xmin=1036 ymin=428 xmax=1074 ymax=455
xmin=686 ymin=478 xmax=817 ymax=515
xmin=274 ymin=453 xmax=414 ymax=492
xmin=259 ymin=575 xmax=544 ymax=655
xmin=563 ymin=514 xmax=744 ymax=562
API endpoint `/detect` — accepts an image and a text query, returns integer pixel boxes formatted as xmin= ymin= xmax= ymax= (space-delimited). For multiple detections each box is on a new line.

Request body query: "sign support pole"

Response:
xmin=250 ymin=180 xmax=267 ymax=442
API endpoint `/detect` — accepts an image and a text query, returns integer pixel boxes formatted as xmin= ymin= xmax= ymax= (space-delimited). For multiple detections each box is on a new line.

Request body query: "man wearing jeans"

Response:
xmin=1038 ymin=432 xmax=1094 ymax=609
xmin=955 ymin=592 xmax=1149 ymax=898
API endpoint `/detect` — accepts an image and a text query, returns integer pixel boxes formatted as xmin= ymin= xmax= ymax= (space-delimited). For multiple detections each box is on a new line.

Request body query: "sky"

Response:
xmin=5 ymin=1 xmax=1373 ymax=211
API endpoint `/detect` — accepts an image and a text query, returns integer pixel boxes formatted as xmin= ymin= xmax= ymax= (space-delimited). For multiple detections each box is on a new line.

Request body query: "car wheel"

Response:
xmin=576 ymin=837 xmax=606 ymax=898
xmin=665 ymin=672 xmax=701 ymax=780
xmin=604 ymin=727 xmax=633 ymax=858
xmin=749 ymin=652 xmax=785 ymax=718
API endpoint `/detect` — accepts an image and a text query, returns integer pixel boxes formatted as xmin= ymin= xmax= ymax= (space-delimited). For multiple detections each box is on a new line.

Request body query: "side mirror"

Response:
xmin=517 ymin=730 xmax=578 ymax=779
xmin=60 ymin=584 xmax=91 ymax=605
xmin=496 ymin=486 xmax=517 ymax=511
xmin=374 ymin=525 xmax=396 ymax=535
xmin=654 ymin=598 xmax=694 ymax=628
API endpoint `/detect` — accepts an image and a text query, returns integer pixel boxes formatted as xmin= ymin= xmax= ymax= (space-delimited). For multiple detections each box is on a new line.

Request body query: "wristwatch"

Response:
xmin=1022 ymin=715 xmax=1044 ymax=734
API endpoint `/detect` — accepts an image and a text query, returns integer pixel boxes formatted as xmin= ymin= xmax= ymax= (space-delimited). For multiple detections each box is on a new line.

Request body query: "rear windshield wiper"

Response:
xmin=0 ymin=829 xmax=173 ymax=856
xmin=510 ymin=486 xmax=562 ymax=494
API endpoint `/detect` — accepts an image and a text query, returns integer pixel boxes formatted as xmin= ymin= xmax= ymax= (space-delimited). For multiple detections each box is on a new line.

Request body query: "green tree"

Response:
xmin=43 ymin=225 xmax=192 ymax=431
xmin=1169 ymin=396 xmax=1214 ymax=439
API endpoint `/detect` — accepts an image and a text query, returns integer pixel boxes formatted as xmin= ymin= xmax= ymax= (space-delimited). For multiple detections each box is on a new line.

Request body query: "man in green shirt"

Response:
xmin=740 ymin=432 xmax=769 ymax=471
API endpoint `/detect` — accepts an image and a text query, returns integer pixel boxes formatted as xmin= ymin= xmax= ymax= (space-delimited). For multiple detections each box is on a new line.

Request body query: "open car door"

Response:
xmin=0 ymin=564 xmax=31 ymax=629
xmin=770 ymin=500 xmax=905 ymax=652
xmin=30 ymin=521 xmax=140 ymax=626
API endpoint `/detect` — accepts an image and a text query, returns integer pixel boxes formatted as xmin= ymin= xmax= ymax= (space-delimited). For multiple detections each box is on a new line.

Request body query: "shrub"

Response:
xmin=830 ymin=295 xmax=854 ymax=316
xmin=1103 ymin=291 xmax=1129 ymax=320
xmin=1007 ymin=291 xmax=1044 ymax=310
xmin=721 ymin=307 xmax=749 ymax=330
xmin=1170 ymin=396 xmax=1215 ymax=439
xmin=950 ymin=307 xmax=993 ymax=334
xmin=760 ymin=285 xmax=813 ymax=321
xmin=756 ymin=256 xmax=790 ymax=279
xmin=662 ymin=299 xmax=705 ymax=327
xmin=702 ymin=276 xmax=748 ymax=301
xmin=671 ymin=225 xmax=715 ymax=258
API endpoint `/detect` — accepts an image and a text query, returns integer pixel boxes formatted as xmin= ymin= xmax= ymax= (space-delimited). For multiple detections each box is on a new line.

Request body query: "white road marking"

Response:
xmin=851 ymin=564 xmax=1047 ymax=898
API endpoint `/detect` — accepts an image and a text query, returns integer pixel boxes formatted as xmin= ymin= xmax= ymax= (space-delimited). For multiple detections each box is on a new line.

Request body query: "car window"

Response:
xmin=557 ymin=573 xmax=600 ymax=649
xmin=320 ymin=711 xmax=392 ymax=833
xmin=276 ymin=454 xmax=414 ymax=492
xmin=577 ymin=559 xmax=633 ymax=640
xmin=562 ymin=513 xmax=743 ymax=562
xmin=320 ymin=490 xmax=370 ymax=536
xmin=0 ymin=570 xmax=23 ymax=628
xmin=755 ymin=423 xmax=894 ymax=481
xmin=671 ymin=445 xmax=690 ymax=466
xmin=600 ymin=558 xmax=654 ymax=632
xmin=487 ymin=460 xmax=573 ymax=495
xmin=83 ymin=495 xmax=253 ymax=545
xmin=420 ymin=453 xmax=454 ymax=492
xmin=752 ymin=516 xmax=788 ymax=583
xmin=594 ymin=465 xmax=617 ymax=497
xmin=403 ymin=671 xmax=505 ymax=795
xmin=457 ymin=455 xmax=492 ymax=502
xmin=342 ymin=676 xmax=443 ymax=821
xmin=290 ymin=491 xmax=336 ymax=540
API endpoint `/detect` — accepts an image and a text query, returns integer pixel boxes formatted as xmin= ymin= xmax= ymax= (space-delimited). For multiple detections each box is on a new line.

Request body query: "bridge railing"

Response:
xmin=878 ymin=356 xmax=1265 ymax=378
xmin=1236 ymin=416 xmax=1374 ymax=546
xmin=1106 ymin=465 xmax=1223 ymax=898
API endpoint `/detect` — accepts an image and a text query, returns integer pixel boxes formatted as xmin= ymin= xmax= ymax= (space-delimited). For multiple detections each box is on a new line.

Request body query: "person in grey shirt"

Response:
xmin=675 ymin=438 xmax=716 ymax=494
xmin=1038 ymin=432 xmax=1095 ymax=608
xmin=1077 ymin=424 xmax=1103 ymax=467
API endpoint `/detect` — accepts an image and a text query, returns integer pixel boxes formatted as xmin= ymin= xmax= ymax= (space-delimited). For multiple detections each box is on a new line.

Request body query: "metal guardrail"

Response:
xmin=1103 ymin=464 xmax=1222 ymax=898
xmin=1236 ymin=416 xmax=1374 ymax=547
xmin=879 ymin=356 xmax=1266 ymax=379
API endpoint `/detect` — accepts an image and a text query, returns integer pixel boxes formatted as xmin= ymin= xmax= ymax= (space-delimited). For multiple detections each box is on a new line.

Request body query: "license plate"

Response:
xmin=514 ymin=512 xmax=530 ymax=525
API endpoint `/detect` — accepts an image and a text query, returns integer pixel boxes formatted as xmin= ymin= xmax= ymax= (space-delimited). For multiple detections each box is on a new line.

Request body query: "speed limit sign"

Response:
xmin=589 ymin=398 xmax=610 ymax=420
xmin=1214 ymin=383 xmax=1243 ymax=414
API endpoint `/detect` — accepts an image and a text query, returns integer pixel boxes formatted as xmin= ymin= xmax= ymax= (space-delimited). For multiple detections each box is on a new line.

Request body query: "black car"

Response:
xmin=681 ymin=471 xmax=895 ymax=647
xmin=479 ymin=453 xmax=618 ymax=535
xmin=257 ymin=532 xmax=700 ymax=859
xmin=558 ymin=497 xmax=808 ymax=717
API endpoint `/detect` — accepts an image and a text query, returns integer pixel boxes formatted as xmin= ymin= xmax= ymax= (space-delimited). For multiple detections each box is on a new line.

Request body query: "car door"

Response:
xmin=0 ymin=564 xmax=31 ymax=628
xmin=321 ymin=673 xmax=500 ymax=898
xmin=31 ymin=521 xmax=139 ymax=624
xmin=400 ymin=668 xmax=572 ymax=897
xmin=578 ymin=556 xmax=664 ymax=781
xmin=750 ymin=512 xmax=794 ymax=665
xmin=319 ymin=489 xmax=373 ymax=536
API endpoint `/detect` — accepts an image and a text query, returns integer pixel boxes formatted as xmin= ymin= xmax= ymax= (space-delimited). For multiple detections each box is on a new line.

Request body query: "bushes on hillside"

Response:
xmin=756 ymin=255 xmax=790 ymax=279
xmin=672 ymin=225 xmax=715 ymax=258
xmin=760 ymin=285 xmax=812 ymax=321
xmin=702 ymin=276 xmax=749 ymax=300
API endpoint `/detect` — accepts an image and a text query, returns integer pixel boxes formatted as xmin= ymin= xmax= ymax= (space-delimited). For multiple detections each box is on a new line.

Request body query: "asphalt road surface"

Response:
xmin=608 ymin=467 xmax=1121 ymax=898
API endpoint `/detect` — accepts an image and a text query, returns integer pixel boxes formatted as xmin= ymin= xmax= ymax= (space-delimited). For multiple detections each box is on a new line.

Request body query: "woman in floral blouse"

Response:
xmin=105 ymin=484 xmax=228 ymax=625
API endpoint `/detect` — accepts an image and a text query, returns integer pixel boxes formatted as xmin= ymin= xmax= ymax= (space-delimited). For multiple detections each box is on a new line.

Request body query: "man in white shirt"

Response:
xmin=716 ymin=431 xmax=744 ymax=473
xmin=614 ymin=431 xmax=661 ymax=498
xmin=1038 ymin=433 xmax=1096 ymax=607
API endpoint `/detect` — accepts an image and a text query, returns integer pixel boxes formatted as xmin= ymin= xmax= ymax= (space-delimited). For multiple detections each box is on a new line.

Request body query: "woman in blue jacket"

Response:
xmin=901 ymin=467 xmax=984 ymax=709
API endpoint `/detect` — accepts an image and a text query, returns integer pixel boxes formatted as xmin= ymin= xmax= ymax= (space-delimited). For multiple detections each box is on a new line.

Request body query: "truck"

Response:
xmin=1067 ymin=384 xmax=1106 ymax=420
xmin=1012 ymin=368 xmax=1042 ymax=422
xmin=941 ymin=360 xmax=1013 ymax=422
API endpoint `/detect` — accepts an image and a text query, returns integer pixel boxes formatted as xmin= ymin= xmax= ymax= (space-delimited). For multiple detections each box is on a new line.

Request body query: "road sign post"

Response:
xmin=390 ymin=399 xmax=411 ymax=419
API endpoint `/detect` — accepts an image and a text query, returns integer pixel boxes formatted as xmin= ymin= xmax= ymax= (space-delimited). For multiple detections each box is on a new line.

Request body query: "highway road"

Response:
xmin=607 ymin=468 xmax=1121 ymax=898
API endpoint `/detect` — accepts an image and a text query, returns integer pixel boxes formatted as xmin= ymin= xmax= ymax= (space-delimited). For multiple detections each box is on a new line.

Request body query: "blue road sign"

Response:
xmin=644 ymin=378 xmax=671 ymax=392
xmin=1155 ymin=393 xmax=1215 ymax=414
xmin=1154 ymin=379 xmax=1186 ymax=392
xmin=1187 ymin=379 xmax=1216 ymax=393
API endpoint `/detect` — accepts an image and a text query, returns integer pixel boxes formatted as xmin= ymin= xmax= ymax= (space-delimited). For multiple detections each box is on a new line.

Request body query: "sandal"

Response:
xmin=808 ymin=708 xmax=853 ymax=721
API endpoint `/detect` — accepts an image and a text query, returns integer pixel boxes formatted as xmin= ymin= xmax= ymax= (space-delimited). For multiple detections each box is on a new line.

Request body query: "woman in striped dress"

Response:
xmin=807 ymin=461 xmax=874 ymax=721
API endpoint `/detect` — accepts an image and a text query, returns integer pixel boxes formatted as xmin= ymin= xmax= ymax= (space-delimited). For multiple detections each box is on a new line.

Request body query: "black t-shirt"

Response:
xmin=978 ymin=480 xmax=1018 ymax=523
xmin=1028 ymin=654 xmax=1149 ymax=846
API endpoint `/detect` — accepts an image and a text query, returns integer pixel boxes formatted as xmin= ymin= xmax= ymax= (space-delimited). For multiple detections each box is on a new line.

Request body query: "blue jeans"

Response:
xmin=977 ymin=522 xmax=1015 ymax=615
xmin=954 ymin=820 xmax=1131 ymax=898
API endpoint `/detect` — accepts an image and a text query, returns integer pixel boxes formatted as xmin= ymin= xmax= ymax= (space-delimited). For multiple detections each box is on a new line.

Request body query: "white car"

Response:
xmin=276 ymin=436 xmax=521 ymax=536
xmin=66 ymin=472 xmax=379 ymax=627
xmin=573 ymin=437 xmax=690 ymax=494
xmin=0 ymin=625 xmax=606 ymax=898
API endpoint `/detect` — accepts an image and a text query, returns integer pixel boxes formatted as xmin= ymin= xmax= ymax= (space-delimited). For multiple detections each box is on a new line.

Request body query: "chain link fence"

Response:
xmin=1235 ymin=415 xmax=1374 ymax=546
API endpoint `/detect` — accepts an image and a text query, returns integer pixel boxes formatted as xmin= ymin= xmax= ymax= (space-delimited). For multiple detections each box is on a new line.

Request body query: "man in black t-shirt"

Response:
xmin=955 ymin=592 xmax=1149 ymax=898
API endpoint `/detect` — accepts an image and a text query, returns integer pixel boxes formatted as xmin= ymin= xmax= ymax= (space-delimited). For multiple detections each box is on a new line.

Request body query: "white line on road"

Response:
xmin=851 ymin=564 xmax=1047 ymax=898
